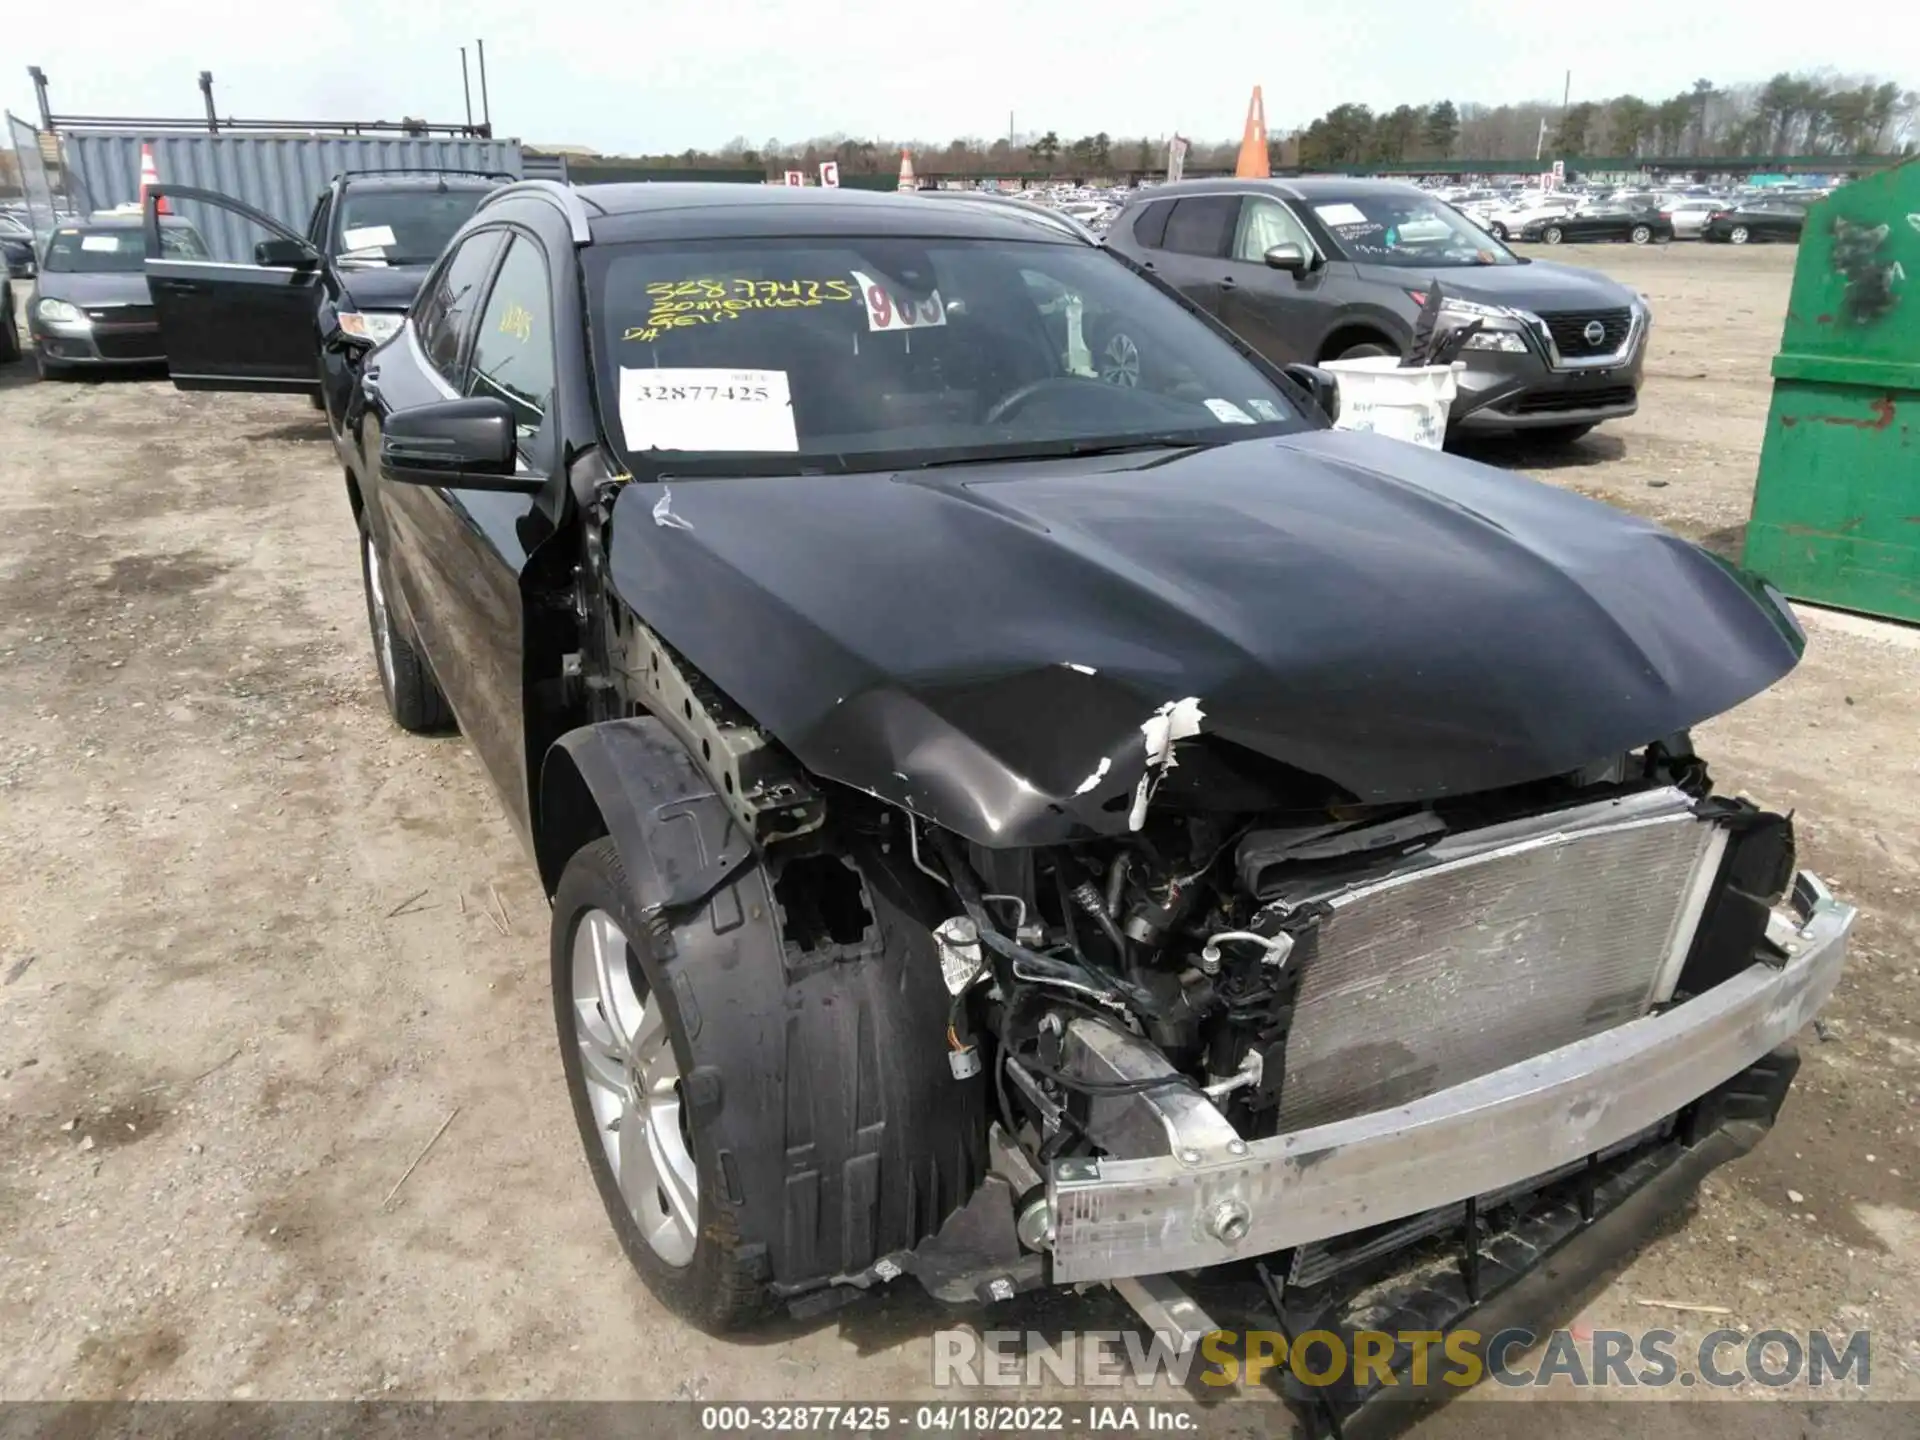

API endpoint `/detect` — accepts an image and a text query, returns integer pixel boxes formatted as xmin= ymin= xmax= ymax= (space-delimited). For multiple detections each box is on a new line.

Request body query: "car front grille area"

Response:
xmin=1539 ymin=307 xmax=1633 ymax=357
xmin=1505 ymin=385 xmax=1637 ymax=415
xmin=90 ymin=331 xmax=165 ymax=362
xmin=85 ymin=305 xmax=156 ymax=327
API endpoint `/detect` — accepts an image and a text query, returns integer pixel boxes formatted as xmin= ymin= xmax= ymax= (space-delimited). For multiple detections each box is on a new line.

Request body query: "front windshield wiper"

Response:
xmin=908 ymin=436 xmax=1237 ymax=470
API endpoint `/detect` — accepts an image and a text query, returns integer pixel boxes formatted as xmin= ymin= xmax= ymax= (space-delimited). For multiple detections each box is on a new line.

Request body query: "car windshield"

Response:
xmin=336 ymin=188 xmax=490 ymax=266
xmin=586 ymin=235 xmax=1312 ymax=475
xmin=42 ymin=224 xmax=208 ymax=272
xmin=1309 ymin=194 xmax=1518 ymax=268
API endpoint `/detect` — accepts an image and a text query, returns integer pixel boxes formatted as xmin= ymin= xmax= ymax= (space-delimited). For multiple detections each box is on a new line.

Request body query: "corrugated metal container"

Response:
xmin=60 ymin=132 xmax=522 ymax=262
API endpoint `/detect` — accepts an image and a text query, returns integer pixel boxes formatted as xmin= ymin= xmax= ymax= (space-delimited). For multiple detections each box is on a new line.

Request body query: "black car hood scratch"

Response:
xmin=606 ymin=431 xmax=1802 ymax=847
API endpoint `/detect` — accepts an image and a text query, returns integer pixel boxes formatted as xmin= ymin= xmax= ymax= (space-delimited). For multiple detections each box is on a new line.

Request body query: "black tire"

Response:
xmin=309 ymin=390 xmax=327 ymax=411
xmin=0 ymin=311 xmax=20 ymax=364
xmin=1543 ymin=225 xmax=1566 ymax=245
xmin=358 ymin=527 xmax=453 ymax=733
xmin=551 ymin=830 xmax=984 ymax=1331
xmin=1488 ymin=222 xmax=1508 ymax=240
xmin=1728 ymin=225 xmax=1751 ymax=246
xmin=1333 ymin=340 xmax=1395 ymax=361
xmin=1529 ymin=422 xmax=1597 ymax=445
xmin=1629 ymin=224 xmax=1653 ymax=245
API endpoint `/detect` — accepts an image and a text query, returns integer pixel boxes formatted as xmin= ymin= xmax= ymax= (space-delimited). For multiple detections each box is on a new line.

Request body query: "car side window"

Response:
xmin=415 ymin=231 xmax=505 ymax=383
xmin=1130 ymin=199 xmax=1173 ymax=249
xmin=466 ymin=234 xmax=555 ymax=440
xmin=1231 ymin=198 xmax=1313 ymax=263
xmin=1161 ymin=197 xmax=1237 ymax=259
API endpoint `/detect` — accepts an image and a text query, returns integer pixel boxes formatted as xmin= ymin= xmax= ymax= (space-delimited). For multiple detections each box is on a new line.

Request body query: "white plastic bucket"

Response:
xmin=1319 ymin=357 xmax=1464 ymax=450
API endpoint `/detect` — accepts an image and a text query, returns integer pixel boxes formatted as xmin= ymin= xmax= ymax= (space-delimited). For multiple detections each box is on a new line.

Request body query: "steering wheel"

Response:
xmin=983 ymin=375 xmax=1114 ymax=426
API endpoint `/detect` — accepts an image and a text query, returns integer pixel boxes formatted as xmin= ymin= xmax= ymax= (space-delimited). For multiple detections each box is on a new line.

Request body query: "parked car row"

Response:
xmin=1446 ymin=182 xmax=1813 ymax=247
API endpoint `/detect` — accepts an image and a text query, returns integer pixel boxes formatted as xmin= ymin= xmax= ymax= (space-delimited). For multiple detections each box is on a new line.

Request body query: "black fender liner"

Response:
xmin=540 ymin=717 xmax=986 ymax=1293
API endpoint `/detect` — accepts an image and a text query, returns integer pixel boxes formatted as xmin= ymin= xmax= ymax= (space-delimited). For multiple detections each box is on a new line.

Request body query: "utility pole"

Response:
xmin=199 ymin=70 xmax=219 ymax=133
xmin=460 ymin=46 xmax=473 ymax=128
xmin=476 ymin=38 xmax=492 ymax=135
xmin=28 ymin=66 xmax=53 ymax=131
xmin=1562 ymin=70 xmax=1571 ymax=113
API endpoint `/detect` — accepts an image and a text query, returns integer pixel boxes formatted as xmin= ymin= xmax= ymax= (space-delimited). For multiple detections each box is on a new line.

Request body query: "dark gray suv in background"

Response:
xmin=1106 ymin=177 xmax=1650 ymax=444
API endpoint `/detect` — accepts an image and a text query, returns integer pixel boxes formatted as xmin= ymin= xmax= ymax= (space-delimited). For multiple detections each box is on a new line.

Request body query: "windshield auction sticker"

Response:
xmin=850 ymin=270 xmax=947 ymax=332
xmin=618 ymin=368 xmax=798 ymax=453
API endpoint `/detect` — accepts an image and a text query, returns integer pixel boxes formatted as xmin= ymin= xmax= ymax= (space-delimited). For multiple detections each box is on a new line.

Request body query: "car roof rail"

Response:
xmin=334 ymin=167 xmax=519 ymax=182
xmin=475 ymin=179 xmax=600 ymax=244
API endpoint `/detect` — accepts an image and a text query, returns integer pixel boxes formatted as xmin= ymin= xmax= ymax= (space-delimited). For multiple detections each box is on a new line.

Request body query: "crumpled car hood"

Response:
xmin=607 ymin=430 xmax=1802 ymax=847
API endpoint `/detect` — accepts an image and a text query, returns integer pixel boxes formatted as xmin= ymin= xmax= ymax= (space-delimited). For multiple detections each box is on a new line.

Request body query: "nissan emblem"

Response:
xmin=1582 ymin=319 xmax=1607 ymax=346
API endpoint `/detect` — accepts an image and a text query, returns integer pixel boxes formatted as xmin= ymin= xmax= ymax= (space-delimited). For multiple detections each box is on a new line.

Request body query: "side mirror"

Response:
xmin=1282 ymin=363 xmax=1339 ymax=424
xmin=1264 ymin=242 xmax=1309 ymax=275
xmin=380 ymin=397 xmax=538 ymax=492
xmin=255 ymin=237 xmax=318 ymax=268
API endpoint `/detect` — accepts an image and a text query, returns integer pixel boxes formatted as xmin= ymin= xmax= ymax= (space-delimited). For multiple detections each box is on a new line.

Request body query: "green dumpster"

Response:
xmin=1743 ymin=156 xmax=1920 ymax=623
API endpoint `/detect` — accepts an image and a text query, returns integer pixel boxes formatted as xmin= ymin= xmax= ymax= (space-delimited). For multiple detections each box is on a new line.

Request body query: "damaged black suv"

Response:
xmin=147 ymin=180 xmax=1851 ymax=1431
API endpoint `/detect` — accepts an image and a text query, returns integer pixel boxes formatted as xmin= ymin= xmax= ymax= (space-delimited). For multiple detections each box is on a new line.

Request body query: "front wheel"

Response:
xmin=552 ymin=840 xmax=764 ymax=1327
xmin=1543 ymin=225 xmax=1565 ymax=245
xmin=1630 ymin=224 xmax=1653 ymax=245
xmin=551 ymin=832 xmax=984 ymax=1331
xmin=1488 ymin=222 xmax=1509 ymax=240
xmin=1729 ymin=225 xmax=1751 ymax=245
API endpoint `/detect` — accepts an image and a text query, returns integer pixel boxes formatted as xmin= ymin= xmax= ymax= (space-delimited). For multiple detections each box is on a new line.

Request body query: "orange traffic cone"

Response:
xmin=1234 ymin=87 xmax=1270 ymax=179
xmin=139 ymin=144 xmax=171 ymax=215
xmin=897 ymin=149 xmax=917 ymax=192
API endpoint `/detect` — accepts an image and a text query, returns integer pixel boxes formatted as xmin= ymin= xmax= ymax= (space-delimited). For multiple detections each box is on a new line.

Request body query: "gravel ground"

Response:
xmin=0 ymin=244 xmax=1914 ymax=1423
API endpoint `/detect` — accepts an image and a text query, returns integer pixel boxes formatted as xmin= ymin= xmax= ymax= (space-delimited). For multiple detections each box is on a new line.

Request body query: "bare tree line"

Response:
xmin=623 ymin=70 xmax=1915 ymax=176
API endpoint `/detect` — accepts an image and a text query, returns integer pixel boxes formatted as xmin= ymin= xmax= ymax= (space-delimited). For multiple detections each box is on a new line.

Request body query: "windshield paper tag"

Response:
xmin=80 ymin=234 xmax=123 ymax=252
xmin=1204 ymin=398 xmax=1257 ymax=424
xmin=1312 ymin=202 xmax=1368 ymax=227
xmin=618 ymin=368 xmax=797 ymax=453
xmin=850 ymin=270 xmax=946 ymax=332
xmin=342 ymin=225 xmax=397 ymax=250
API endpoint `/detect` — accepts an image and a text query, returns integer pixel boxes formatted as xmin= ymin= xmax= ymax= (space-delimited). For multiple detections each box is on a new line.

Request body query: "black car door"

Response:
xmin=1148 ymin=196 xmax=1240 ymax=318
xmin=1214 ymin=196 xmax=1327 ymax=363
xmin=376 ymin=229 xmax=558 ymax=832
xmin=142 ymin=186 xmax=324 ymax=393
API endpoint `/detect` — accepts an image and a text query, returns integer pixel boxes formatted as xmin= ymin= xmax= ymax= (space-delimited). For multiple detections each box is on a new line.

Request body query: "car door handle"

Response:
xmin=163 ymin=280 xmax=204 ymax=294
xmin=1220 ymin=276 xmax=1239 ymax=290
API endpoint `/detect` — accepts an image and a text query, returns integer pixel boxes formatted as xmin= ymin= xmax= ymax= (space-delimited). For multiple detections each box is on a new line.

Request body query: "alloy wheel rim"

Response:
xmin=1099 ymin=332 xmax=1141 ymax=387
xmin=571 ymin=908 xmax=699 ymax=1267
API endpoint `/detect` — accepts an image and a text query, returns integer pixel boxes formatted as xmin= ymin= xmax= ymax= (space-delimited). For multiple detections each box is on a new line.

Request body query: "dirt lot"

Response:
xmin=1 ymin=243 xmax=1916 ymax=1422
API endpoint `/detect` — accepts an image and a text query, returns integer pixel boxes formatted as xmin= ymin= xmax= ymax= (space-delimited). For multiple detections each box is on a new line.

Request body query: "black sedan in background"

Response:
xmin=1702 ymin=201 xmax=1808 ymax=244
xmin=1518 ymin=206 xmax=1674 ymax=246
xmin=142 ymin=169 xmax=506 ymax=426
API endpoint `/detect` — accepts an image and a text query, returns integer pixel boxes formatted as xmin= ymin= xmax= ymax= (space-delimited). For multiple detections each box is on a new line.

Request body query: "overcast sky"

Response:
xmin=8 ymin=0 xmax=1913 ymax=152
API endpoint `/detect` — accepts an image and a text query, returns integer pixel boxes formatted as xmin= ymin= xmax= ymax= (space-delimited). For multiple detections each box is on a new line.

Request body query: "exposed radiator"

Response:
xmin=1273 ymin=788 xmax=1727 ymax=1132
